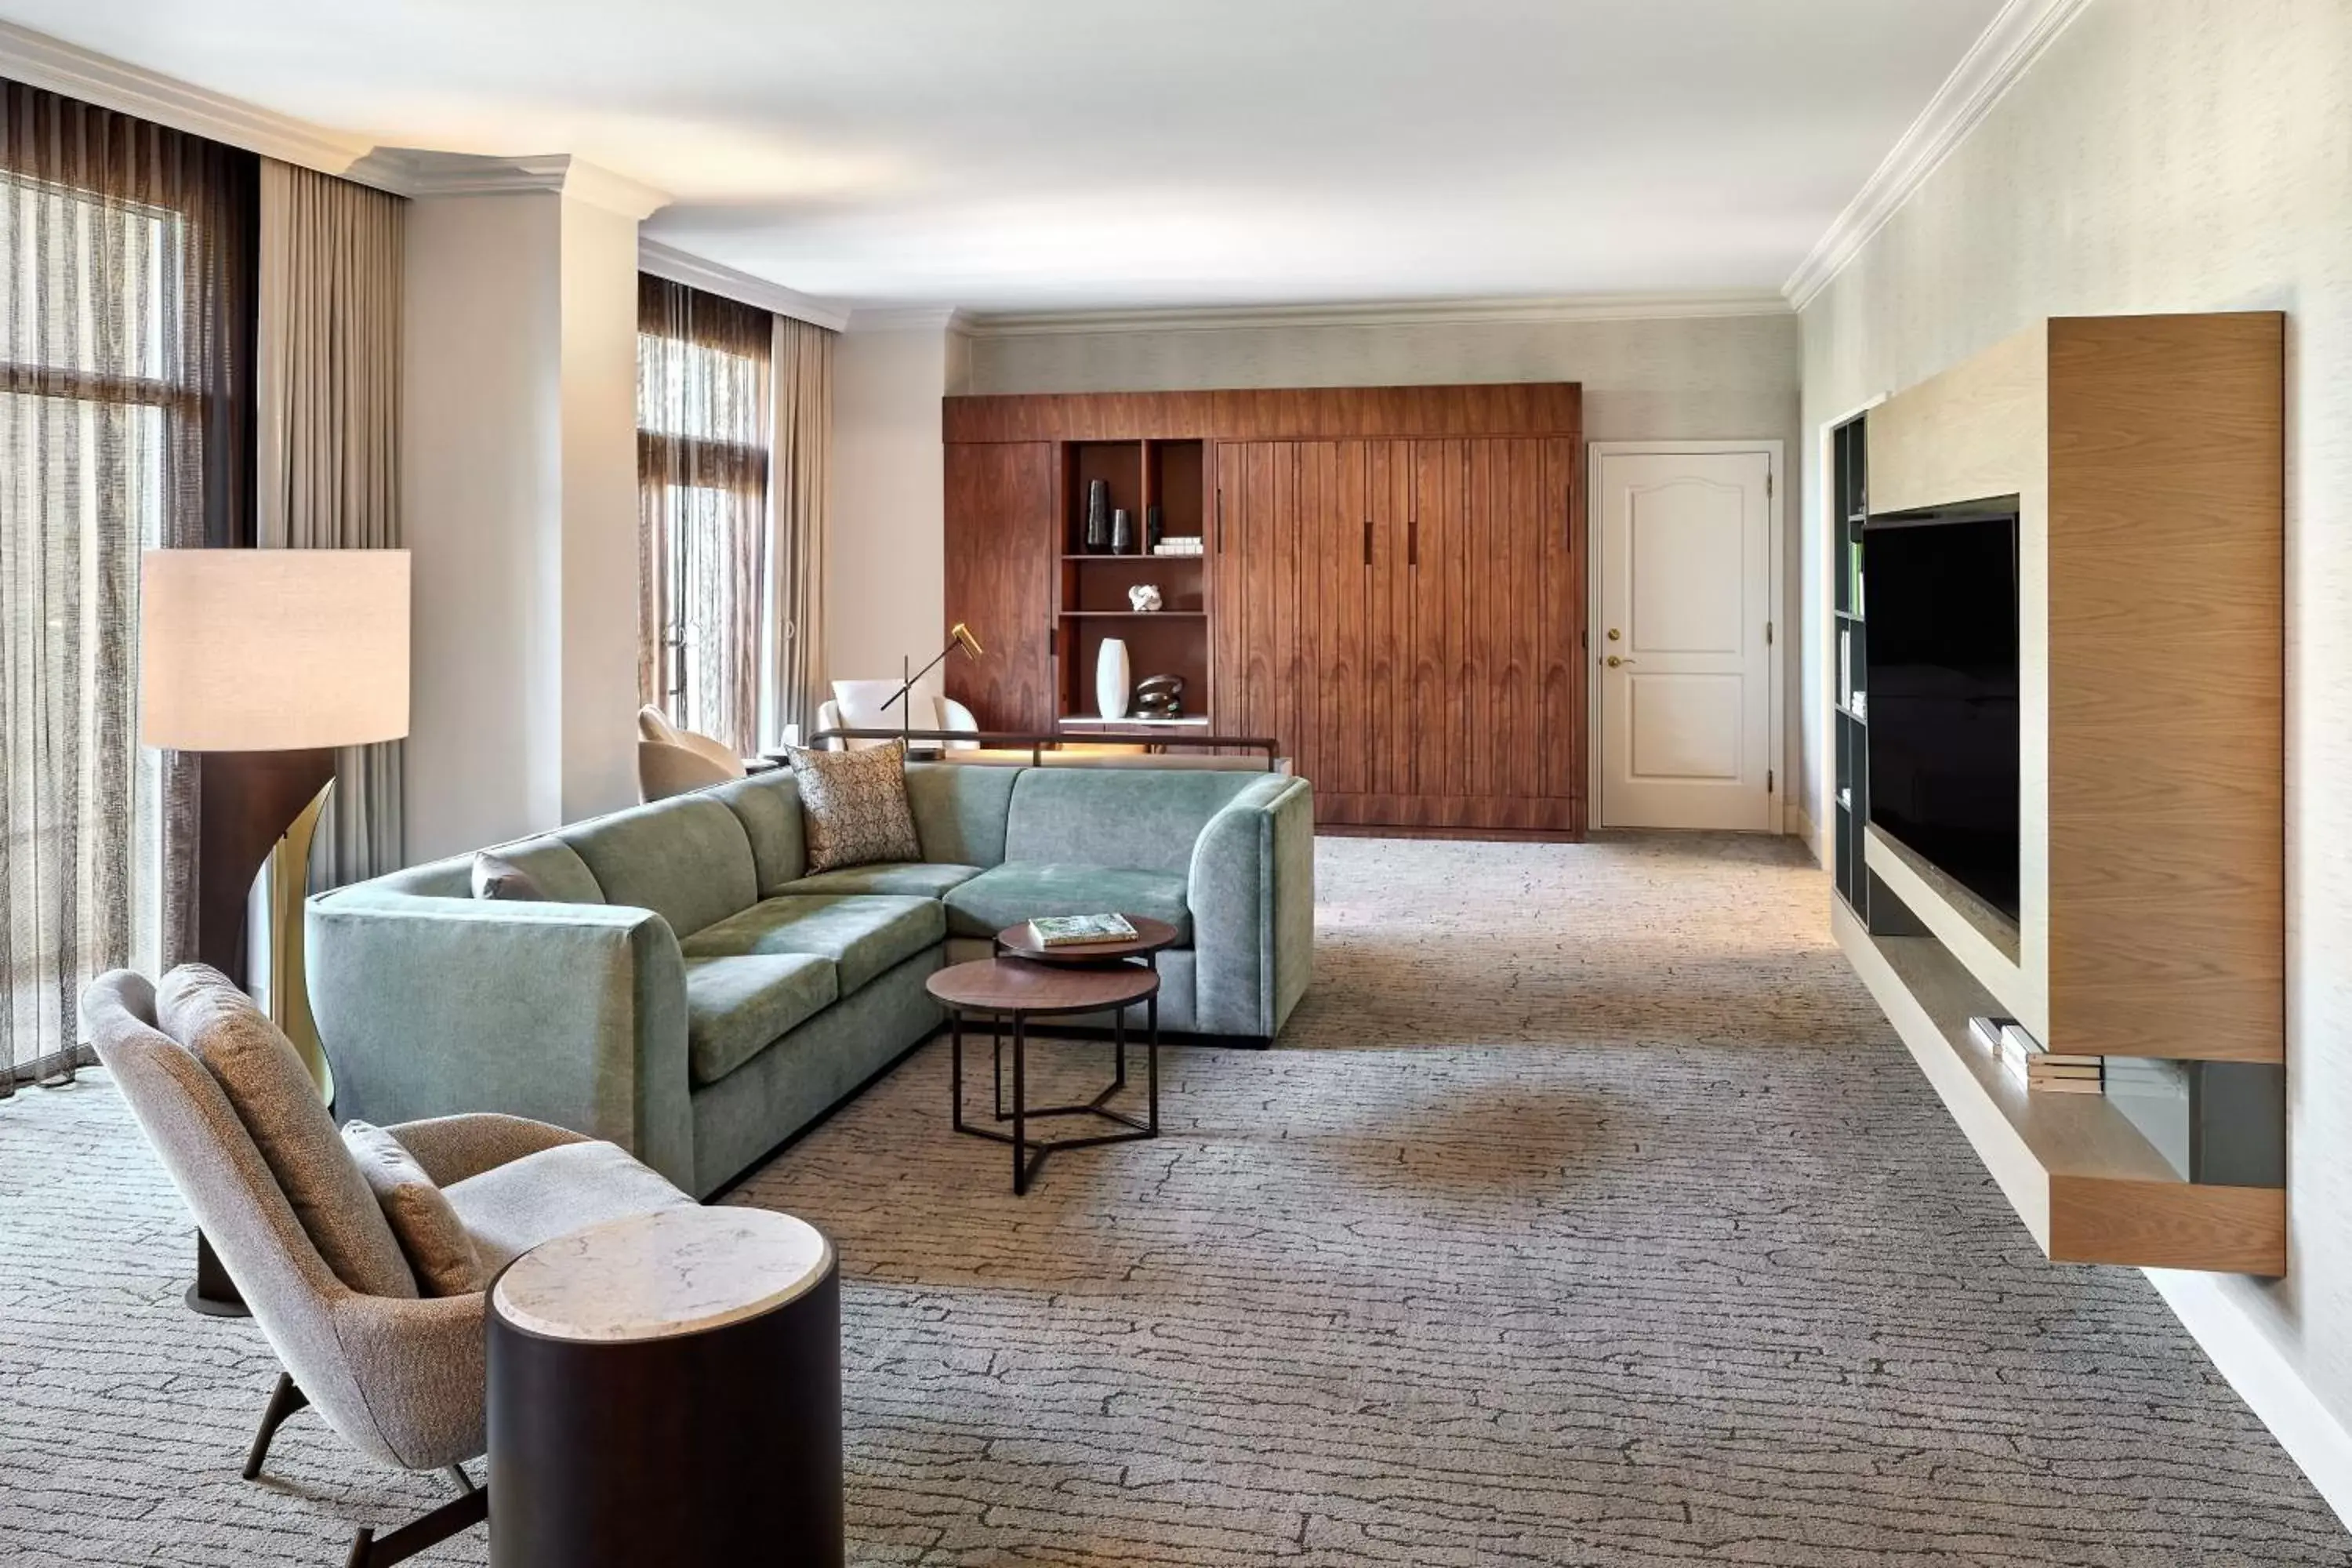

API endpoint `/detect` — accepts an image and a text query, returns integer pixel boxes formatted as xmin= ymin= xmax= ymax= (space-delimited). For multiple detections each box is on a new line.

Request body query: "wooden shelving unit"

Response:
xmin=1056 ymin=437 xmax=1211 ymax=728
xmin=1834 ymin=312 xmax=2285 ymax=1276
xmin=1828 ymin=412 xmax=1871 ymax=920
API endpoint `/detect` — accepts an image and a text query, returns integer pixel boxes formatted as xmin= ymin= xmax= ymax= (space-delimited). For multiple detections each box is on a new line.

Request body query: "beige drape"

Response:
xmin=2 ymin=82 xmax=256 ymax=1091
xmin=637 ymin=276 xmax=772 ymax=755
xmin=763 ymin=316 xmax=833 ymax=748
xmin=257 ymin=158 xmax=405 ymax=888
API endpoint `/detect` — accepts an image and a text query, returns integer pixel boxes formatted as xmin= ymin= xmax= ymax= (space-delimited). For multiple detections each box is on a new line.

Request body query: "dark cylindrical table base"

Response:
xmin=488 ymin=1259 xmax=843 ymax=1567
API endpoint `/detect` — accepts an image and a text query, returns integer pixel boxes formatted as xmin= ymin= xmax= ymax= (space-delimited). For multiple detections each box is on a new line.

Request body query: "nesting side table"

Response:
xmin=927 ymin=918 xmax=1172 ymax=1195
xmin=487 ymin=1207 xmax=842 ymax=1567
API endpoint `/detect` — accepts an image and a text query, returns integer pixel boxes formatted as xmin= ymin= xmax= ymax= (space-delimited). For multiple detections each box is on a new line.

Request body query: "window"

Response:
xmin=0 ymin=82 xmax=256 ymax=1089
xmin=636 ymin=276 xmax=771 ymax=754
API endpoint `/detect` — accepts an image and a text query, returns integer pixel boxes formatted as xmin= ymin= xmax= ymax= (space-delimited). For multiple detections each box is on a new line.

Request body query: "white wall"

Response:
xmin=401 ymin=185 xmax=646 ymax=862
xmin=554 ymin=193 xmax=647 ymax=826
xmin=969 ymin=310 xmax=1804 ymax=800
xmin=401 ymin=192 xmax=564 ymax=861
xmin=827 ymin=318 xmax=967 ymax=713
xmin=1797 ymin=0 xmax=2352 ymax=1515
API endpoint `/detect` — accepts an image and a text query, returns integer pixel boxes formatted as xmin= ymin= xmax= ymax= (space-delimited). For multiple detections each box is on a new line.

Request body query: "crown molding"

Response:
xmin=637 ymin=241 xmax=850 ymax=332
xmin=1783 ymin=0 xmax=2090 ymax=312
xmin=0 ymin=20 xmax=380 ymax=181
xmin=845 ymin=305 xmax=974 ymax=334
xmin=350 ymin=150 xmax=669 ymax=217
xmin=960 ymin=289 xmax=1791 ymax=338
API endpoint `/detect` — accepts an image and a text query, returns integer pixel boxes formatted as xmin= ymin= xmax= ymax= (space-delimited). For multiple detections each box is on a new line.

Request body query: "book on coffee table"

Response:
xmin=1028 ymin=913 xmax=1138 ymax=947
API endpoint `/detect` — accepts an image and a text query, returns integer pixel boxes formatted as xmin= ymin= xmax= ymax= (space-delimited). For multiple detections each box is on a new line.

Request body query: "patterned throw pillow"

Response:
xmin=342 ymin=1121 xmax=485 ymax=1296
xmin=784 ymin=738 xmax=923 ymax=873
xmin=471 ymin=850 xmax=545 ymax=901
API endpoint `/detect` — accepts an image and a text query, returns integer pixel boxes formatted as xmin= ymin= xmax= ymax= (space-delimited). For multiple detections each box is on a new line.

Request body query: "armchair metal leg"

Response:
xmin=445 ymin=1464 xmax=476 ymax=1495
xmin=244 ymin=1372 xmax=310 ymax=1480
xmin=343 ymin=1485 xmax=488 ymax=1568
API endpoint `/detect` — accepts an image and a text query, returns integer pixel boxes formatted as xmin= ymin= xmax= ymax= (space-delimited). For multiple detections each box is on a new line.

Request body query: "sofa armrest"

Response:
xmin=306 ymin=891 xmax=694 ymax=1192
xmin=1186 ymin=776 xmax=1316 ymax=1037
xmin=384 ymin=1112 xmax=590 ymax=1188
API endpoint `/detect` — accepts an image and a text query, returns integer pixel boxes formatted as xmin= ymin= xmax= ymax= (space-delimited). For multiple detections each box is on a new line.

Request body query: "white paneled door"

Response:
xmin=1594 ymin=448 xmax=1775 ymax=829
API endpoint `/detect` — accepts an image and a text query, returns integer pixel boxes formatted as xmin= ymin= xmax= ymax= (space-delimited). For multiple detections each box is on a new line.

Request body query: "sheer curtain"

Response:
xmin=257 ymin=158 xmax=404 ymax=888
xmin=637 ymin=275 xmax=772 ymax=756
xmin=763 ymin=314 xmax=833 ymax=749
xmin=0 ymin=80 xmax=256 ymax=1092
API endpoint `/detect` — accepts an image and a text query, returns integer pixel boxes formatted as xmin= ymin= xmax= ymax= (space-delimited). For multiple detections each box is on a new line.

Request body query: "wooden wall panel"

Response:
xmin=943 ymin=441 xmax=1054 ymax=729
xmin=1539 ymin=436 xmax=1584 ymax=826
xmin=2045 ymin=313 xmax=2284 ymax=1064
xmin=955 ymin=383 xmax=1584 ymax=837
xmin=947 ymin=383 xmax=1581 ymax=445
xmin=1410 ymin=442 xmax=1465 ymax=808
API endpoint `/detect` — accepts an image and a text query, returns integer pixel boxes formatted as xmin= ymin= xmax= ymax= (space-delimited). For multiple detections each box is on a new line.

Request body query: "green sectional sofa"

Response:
xmin=307 ymin=763 xmax=1313 ymax=1196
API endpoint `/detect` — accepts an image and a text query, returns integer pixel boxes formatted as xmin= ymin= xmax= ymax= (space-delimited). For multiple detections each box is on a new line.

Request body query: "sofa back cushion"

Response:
xmin=1003 ymin=768 xmax=1271 ymax=873
xmin=559 ymin=795 xmax=758 ymax=939
xmin=906 ymin=761 xmax=1017 ymax=868
xmin=711 ymin=770 xmax=808 ymax=894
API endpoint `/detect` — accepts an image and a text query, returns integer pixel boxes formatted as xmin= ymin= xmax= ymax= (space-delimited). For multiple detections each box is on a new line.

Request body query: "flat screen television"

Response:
xmin=1864 ymin=497 xmax=2022 ymax=921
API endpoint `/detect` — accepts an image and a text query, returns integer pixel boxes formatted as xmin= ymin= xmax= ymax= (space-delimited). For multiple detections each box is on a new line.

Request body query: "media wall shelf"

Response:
xmin=1835 ymin=313 xmax=2285 ymax=1275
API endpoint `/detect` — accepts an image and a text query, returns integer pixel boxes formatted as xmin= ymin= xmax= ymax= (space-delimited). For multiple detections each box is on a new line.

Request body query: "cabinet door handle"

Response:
xmin=1408 ymin=517 xmax=1418 ymax=568
xmin=1363 ymin=519 xmax=1373 ymax=566
xmin=1216 ymin=486 xmax=1225 ymax=554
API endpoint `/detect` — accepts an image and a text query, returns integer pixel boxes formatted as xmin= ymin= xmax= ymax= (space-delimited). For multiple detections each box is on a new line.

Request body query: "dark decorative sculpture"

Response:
xmin=1145 ymin=503 xmax=1164 ymax=551
xmin=1134 ymin=673 xmax=1184 ymax=719
xmin=1111 ymin=507 xmax=1135 ymax=554
xmin=1084 ymin=479 xmax=1111 ymax=554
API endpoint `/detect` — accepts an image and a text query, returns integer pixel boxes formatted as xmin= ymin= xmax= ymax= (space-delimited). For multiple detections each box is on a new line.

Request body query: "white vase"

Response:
xmin=1095 ymin=637 xmax=1131 ymax=719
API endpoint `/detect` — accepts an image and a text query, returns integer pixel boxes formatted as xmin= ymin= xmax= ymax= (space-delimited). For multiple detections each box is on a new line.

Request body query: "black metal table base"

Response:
xmin=949 ymin=993 xmax=1159 ymax=1195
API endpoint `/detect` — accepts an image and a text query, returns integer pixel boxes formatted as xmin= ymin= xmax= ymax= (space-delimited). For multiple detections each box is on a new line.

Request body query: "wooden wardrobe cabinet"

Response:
xmin=1214 ymin=437 xmax=1581 ymax=833
xmin=942 ymin=383 xmax=1585 ymax=837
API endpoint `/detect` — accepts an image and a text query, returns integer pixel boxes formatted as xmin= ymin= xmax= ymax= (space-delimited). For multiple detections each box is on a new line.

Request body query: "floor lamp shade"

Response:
xmin=140 ymin=548 xmax=410 ymax=750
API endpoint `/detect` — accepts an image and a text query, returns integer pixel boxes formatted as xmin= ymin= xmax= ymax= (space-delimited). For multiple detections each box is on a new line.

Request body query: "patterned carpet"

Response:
xmin=3 ymin=834 xmax=2347 ymax=1565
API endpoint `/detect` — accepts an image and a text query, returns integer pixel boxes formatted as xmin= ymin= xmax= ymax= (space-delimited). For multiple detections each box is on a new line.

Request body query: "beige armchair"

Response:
xmin=83 ymin=968 xmax=691 ymax=1566
xmin=637 ymin=705 xmax=750 ymax=801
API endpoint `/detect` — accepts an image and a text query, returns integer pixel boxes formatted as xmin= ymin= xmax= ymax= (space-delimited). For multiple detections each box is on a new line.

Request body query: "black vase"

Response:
xmin=1145 ymin=503 xmax=1164 ymax=551
xmin=1111 ymin=507 xmax=1135 ymax=554
xmin=1084 ymin=479 xmax=1111 ymax=554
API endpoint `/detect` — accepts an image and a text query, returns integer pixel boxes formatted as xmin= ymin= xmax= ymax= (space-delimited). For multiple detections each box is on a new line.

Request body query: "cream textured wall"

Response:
xmin=969 ymin=313 xmax=1798 ymax=448
xmin=1798 ymin=0 xmax=2352 ymax=1477
xmin=401 ymin=188 xmax=645 ymax=862
xmin=401 ymin=192 xmax=564 ymax=862
xmin=828 ymin=321 xmax=965 ymax=716
xmin=554 ymin=191 xmax=646 ymax=828
xmin=970 ymin=311 xmax=1805 ymax=797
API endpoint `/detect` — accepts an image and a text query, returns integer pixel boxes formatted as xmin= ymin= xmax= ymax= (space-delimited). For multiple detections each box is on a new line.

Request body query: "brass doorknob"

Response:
xmin=1606 ymin=655 xmax=1635 ymax=668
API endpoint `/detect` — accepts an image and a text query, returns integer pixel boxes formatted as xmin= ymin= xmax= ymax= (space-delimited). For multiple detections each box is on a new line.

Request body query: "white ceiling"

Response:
xmin=0 ymin=0 xmax=2005 ymax=314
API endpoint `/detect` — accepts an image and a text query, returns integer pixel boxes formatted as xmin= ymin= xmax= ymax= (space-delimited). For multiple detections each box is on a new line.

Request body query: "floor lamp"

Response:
xmin=883 ymin=622 xmax=984 ymax=745
xmin=141 ymin=548 xmax=412 ymax=1314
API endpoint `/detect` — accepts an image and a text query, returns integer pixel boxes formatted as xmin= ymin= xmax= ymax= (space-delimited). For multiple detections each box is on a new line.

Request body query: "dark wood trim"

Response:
xmin=946 ymin=383 xmax=1582 ymax=444
xmin=196 ymin=748 xmax=338 ymax=980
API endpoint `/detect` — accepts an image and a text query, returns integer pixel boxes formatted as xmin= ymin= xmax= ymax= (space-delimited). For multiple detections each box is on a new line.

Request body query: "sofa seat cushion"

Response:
xmin=443 ymin=1140 xmax=695 ymax=1275
xmin=775 ymin=862 xmax=983 ymax=899
xmin=942 ymin=863 xmax=1192 ymax=943
xmin=681 ymin=894 xmax=946 ymax=997
xmin=682 ymin=953 xmax=839 ymax=1086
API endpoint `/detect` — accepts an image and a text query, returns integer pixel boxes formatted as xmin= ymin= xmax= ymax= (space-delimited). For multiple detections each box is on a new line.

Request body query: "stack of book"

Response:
xmin=1151 ymin=536 xmax=1204 ymax=557
xmin=1027 ymin=913 xmax=1138 ymax=947
xmin=1969 ymin=1015 xmax=2101 ymax=1094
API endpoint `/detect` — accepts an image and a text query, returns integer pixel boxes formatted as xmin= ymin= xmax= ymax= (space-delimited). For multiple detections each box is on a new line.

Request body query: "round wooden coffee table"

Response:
xmin=926 ymin=956 xmax=1160 ymax=1195
xmin=487 ymin=1207 xmax=841 ymax=1567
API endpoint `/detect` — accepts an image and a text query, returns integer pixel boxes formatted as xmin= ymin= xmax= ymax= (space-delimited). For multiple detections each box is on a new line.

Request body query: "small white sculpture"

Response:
xmin=1127 ymin=583 xmax=1163 ymax=612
